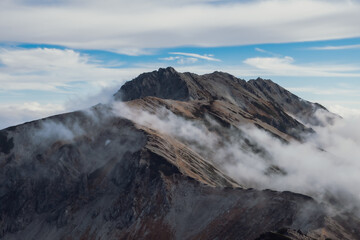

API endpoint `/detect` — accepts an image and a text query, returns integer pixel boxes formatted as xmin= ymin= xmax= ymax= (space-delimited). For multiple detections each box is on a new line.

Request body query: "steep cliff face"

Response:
xmin=0 ymin=67 xmax=359 ymax=239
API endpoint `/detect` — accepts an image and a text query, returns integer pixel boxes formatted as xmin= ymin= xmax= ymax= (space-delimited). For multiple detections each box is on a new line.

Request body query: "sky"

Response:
xmin=1 ymin=0 xmax=360 ymax=129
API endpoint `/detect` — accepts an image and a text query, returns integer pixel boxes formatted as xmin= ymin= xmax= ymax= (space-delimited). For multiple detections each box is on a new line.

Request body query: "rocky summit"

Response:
xmin=0 ymin=67 xmax=358 ymax=240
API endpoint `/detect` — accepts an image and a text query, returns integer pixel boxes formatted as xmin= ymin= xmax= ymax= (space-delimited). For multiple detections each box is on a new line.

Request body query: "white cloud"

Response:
xmin=160 ymin=56 xmax=180 ymax=61
xmin=255 ymin=48 xmax=267 ymax=53
xmin=0 ymin=102 xmax=66 ymax=130
xmin=159 ymin=51 xmax=219 ymax=64
xmin=0 ymin=47 xmax=158 ymax=128
xmin=0 ymin=47 xmax=151 ymax=92
xmin=108 ymin=47 xmax=156 ymax=56
xmin=310 ymin=44 xmax=360 ymax=50
xmin=0 ymin=85 xmax=127 ymax=130
xmin=1 ymin=0 xmax=359 ymax=50
xmin=231 ymin=118 xmax=360 ymax=211
xmin=254 ymin=47 xmax=280 ymax=57
xmin=327 ymin=104 xmax=360 ymax=118
xmin=243 ymin=56 xmax=360 ymax=77
xmin=159 ymin=55 xmax=199 ymax=64
xmin=287 ymin=87 xmax=360 ymax=96
xmin=169 ymin=52 xmax=221 ymax=62
xmin=177 ymin=57 xmax=198 ymax=64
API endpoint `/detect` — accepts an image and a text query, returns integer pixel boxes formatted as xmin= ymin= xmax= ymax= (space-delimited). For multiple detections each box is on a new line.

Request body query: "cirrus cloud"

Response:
xmin=168 ymin=52 xmax=221 ymax=62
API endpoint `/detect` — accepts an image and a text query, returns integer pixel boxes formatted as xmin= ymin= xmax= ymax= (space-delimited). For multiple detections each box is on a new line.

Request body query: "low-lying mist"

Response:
xmin=20 ymin=98 xmax=360 ymax=214
xmin=112 ymin=101 xmax=360 ymax=214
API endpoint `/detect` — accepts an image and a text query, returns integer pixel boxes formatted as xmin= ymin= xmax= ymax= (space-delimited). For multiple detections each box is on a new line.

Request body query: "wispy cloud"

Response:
xmin=287 ymin=87 xmax=360 ymax=96
xmin=169 ymin=52 xmax=221 ymax=62
xmin=255 ymin=47 xmax=280 ymax=57
xmin=310 ymin=44 xmax=360 ymax=50
xmin=159 ymin=56 xmax=198 ymax=64
xmin=255 ymin=48 xmax=267 ymax=53
xmin=1 ymin=0 xmax=359 ymax=49
xmin=107 ymin=47 xmax=156 ymax=56
xmin=243 ymin=56 xmax=360 ymax=77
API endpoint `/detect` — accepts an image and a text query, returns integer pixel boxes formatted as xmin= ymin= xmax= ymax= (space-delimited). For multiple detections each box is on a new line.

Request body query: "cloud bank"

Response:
xmin=0 ymin=47 xmax=149 ymax=92
xmin=1 ymin=0 xmax=359 ymax=50
xmin=112 ymin=101 xmax=360 ymax=214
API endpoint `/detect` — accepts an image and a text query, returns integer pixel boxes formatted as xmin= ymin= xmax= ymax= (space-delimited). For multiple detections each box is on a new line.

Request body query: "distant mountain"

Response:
xmin=0 ymin=67 xmax=357 ymax=239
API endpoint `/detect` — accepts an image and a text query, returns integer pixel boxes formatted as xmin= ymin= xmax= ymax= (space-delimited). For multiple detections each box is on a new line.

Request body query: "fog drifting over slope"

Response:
xmin=112 ymin=102 xmax=360 ymax=213
xmin=23 ymin=96 xmax=360 ymax=215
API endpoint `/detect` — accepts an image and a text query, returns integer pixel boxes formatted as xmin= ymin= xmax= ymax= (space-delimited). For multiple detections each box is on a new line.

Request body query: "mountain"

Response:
xmin=0 ymin=67 xmax=358 ymax=239
xmin=115 ymin=67 xmax=330 ymax=139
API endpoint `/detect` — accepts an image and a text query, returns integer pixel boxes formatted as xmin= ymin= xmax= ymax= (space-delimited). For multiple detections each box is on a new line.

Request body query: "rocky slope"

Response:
xmin=0 ymin=67 xmax=358 ymax=239
xmin=115 ymin=67 xmax=332 ymax=131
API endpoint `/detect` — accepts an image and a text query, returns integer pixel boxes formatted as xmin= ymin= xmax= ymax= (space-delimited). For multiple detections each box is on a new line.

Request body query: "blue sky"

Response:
xmin=1 ymin=0 xmax=360 ymax=128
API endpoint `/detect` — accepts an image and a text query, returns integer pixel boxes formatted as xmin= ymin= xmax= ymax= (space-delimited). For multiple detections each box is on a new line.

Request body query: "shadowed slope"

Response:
xmin=0 ymin=68 xmax=358 ymax=239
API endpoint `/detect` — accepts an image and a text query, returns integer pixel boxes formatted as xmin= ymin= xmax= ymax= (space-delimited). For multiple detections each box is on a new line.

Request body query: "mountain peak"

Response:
xmin=158 ymin=66 xmax=177 ymax=73
xmin=114 ymin=66 xmax=189 ymax=102
xmin=114 ymin=67 xmax=332 ymax=126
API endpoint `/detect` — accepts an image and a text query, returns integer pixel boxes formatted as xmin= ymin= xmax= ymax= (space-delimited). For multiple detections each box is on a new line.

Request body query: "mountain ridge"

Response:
xmin=114 ymin=67 xmax=328 ymax=126
xmin=115 ymin=67 xmax=323 ymax=141
xmin=0 ymin=67 xmax=358 ymax=239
